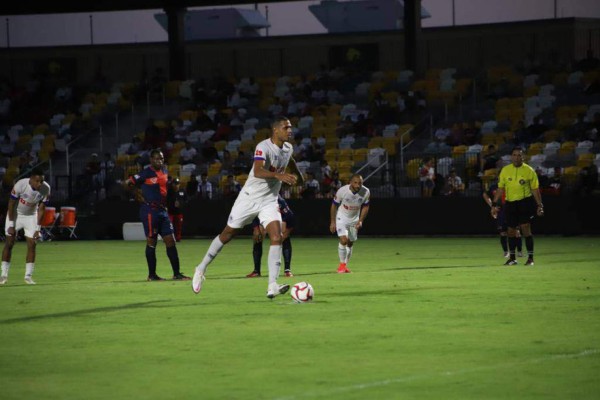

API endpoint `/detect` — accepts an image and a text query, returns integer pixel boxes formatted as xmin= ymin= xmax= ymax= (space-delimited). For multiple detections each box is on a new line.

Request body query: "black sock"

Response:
xmin=253 ymin=241 xmax=263 ymax=274
xmin=525 ymin=236 xmax=534 ymax=259
xmin=517 ymin=236 xmax=523 ymax=252
xmin=146 ymin=245 xmax=157 ymax=276
xmin=500 ymin=235 xmax=508 ymax=252
xmin=283 ymin=237 xmax=292 ymax=271
xmin=166 ymin=245 xmax=180 ymax=275
xmin=508 ymin=237 xmax=517 ymax=260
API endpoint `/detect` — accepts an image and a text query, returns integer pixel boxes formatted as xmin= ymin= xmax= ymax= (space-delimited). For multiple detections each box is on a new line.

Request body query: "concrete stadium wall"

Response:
xmin=84 ymin=196 xmax=600 ymax=240
xmin=1 ymin=18 xmax=598 ymax=85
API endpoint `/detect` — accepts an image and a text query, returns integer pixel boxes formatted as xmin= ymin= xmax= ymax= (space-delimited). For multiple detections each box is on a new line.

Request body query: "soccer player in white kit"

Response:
xmin=192 ymin=116 xmax=304 ymax=298
xmin=329 ymin=174 xmax=370 ymax=273
xmin=1 ymin=168 xmax=51 ymax=285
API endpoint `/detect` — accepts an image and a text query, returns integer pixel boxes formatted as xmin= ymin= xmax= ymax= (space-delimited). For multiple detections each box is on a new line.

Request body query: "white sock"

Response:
xmin=25 ymin=262 xmax=34 ymax=277
xmin=345 ymin=246 xmax=353 ymax=264
xmin=338 ymin=243 xmax=347 ymax=263
xmin=267 ymin=245 xmax=282 ymax=285
xmin=196 ymin=236 xmax=224 ymax=275
xmin=1 ymin=261 xmax=10 ymax=277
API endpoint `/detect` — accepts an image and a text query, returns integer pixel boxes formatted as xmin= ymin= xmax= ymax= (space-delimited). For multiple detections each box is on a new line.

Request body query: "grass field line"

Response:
xmin=272 ymin=349 xmax=600 ymax=400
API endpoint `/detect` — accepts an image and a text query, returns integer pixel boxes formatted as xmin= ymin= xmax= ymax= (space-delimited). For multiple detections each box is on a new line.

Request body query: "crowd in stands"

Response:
xmin=2 ymin=50 xmax=599 ymax=206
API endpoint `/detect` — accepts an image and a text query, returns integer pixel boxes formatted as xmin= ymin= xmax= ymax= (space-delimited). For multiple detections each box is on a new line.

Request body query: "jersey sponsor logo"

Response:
xmin=19 ymin=197 xmax=35 ymax=207
xmin=255 ymin=149 xmax=263 ymax=156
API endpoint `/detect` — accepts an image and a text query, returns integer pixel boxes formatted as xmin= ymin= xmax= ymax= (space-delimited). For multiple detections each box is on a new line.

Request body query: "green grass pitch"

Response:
xmin=0 ymin=237 xmax=599 ymax=400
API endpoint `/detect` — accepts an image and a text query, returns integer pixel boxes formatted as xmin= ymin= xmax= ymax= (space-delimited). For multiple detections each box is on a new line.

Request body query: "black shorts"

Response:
xmin=504 ymin=197 xmax=535 ymax=228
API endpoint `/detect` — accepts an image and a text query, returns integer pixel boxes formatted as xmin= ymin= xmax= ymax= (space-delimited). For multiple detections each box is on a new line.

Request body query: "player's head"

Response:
xmin=150 ymin=149 xmax=165 ymax=169
xmin=510 ymin=146 xmax=524 ymax=167
xmin=28 ymin=168 xmax=45 ymax=190
xmin=349 ymin=174 xmax=363 ymax=192
xmin=271 ymin=116 xmax=293 ymax=144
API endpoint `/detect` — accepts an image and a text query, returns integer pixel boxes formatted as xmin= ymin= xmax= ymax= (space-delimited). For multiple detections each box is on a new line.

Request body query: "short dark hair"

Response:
xmin=271 ymin=116 xmax=290 ymax=130
xmin=512 ymin=146 xmax=524 ymax=153
xmin=30 ymin=168 xmax=44 ymax=177
xmin=150 ymin=149 xmax=163 ymax=158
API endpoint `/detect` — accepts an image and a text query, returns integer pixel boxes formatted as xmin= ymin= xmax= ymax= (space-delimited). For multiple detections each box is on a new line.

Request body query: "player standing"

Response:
xmin=1 ymin=168 xmax=50 ymax=285
xmin=128 ymin=149 xmax=190 ymax=281
xmin=330 ymin=174 xmax=370 ymax=273
xmin=192 ymin=116 xmax=303 ymax=298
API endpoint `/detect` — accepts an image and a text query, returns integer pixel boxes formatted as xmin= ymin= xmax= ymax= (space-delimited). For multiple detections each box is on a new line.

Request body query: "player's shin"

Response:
xmin=197 ymin=235 xmax=224 ymax=274
xmin=267 ymin=245 xmax=282 ymax=284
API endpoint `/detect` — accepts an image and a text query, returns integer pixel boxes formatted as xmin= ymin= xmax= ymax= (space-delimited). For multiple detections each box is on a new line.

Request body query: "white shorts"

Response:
xmin=227 ymin=196 xmax=281 ymax=230
xmin=336 ymin=218 xmax=358 ymax=242
xmin=5 ymin=214 xmax=38 ymax=239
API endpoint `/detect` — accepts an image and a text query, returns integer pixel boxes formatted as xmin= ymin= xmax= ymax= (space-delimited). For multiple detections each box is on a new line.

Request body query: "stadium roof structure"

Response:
xmin=0 ymin=1 xmax=306 ymax=16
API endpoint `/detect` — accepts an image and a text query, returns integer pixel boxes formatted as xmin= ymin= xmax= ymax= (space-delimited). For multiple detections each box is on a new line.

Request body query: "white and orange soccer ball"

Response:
xmin=291 ymin=282 xmax=314 ymax=303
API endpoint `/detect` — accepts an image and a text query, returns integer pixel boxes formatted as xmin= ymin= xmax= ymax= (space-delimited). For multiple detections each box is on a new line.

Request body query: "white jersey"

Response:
xmin=242 ymin=138 xmax=293 ymax=202
xmin=10 ymin=178 xmax=51 ymax=216
xmin=333 ymin=184 xmax=370 ymax=222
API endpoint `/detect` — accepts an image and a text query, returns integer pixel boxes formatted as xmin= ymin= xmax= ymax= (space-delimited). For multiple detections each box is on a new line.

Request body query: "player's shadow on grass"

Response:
xmin=0 ymin=300 xmax=170 ymax=325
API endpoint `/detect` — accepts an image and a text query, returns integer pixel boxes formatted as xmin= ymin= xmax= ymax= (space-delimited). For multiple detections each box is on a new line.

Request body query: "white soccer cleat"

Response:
xmin=191 ymin=268 xmax=205 ymax=294
xmin=24 ymin=276 xmax=36 ymax=285
xmin=266 ymin=282 xmax=290 ymax=299
xmin=0 ymin=276 xmax=7 ymax=285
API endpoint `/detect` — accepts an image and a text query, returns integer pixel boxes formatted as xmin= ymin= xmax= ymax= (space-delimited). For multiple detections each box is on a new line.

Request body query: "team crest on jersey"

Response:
xmin=150 ymin=178 xmax=157 ymax=184
xmin=519 ymin=179 xmax=526 ymax=185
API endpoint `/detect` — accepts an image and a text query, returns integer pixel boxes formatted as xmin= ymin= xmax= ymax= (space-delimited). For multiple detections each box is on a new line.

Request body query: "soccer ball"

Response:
xmin=290 ymin=282 xmax=314 ymax=303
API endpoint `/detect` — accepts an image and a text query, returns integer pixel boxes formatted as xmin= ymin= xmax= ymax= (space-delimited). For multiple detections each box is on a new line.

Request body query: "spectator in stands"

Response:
xmin=99 ymin=152 xmax=116 ymax=192
xmin=327 ymin=170 xmax=343 ymax=198
xmin=220 ymin=149 xmax=234 ymax=175
xmin=463 ymin=121 xmax=480 ymax=146
xmin=0 ymin=135 xmax=14 ymax=156
xmin=200 ymin=140 xmax=218 ymax=164
xmin=335 ymin=116 xmax=355 ymax=137
xmin=443 ymin=169 xmax=465 ymax=196
xmin=179 ymin=141 xmax=197 ymax=165
xmin=84 ymin=153 xmax=102 ymax=191
xmin=223 ymin=174 xmax=241 ymax=199
xmin=480 ymin=144 xmax=500 ymax=173
xmin=127 ymin=137 xmax=143 ymax=156
xmin=197 ymin=172 xmax=213 ymax=199
xmin=419 ymin=157 xmax=436 ymax=198
xmin=233 ymin=150 xmax=251 ymax=175
xmin=306 ymin=137 xmax=324 ymax=162
xmin=186 ymin=174 xmax=199 ymax=197
xmin=302 ymin=171 xmax=320 ymax=199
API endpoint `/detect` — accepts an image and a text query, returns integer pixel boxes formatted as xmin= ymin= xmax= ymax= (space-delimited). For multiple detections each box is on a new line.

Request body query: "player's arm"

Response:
xmin=126 ymin=174 xmax=145 ymax=203
xmin=329 ymin=201 xmax=338 ymax=234
xmin=5 ymin=197 xmax=16 ymax=236
xmin=34 ymin=202 xmax=46 ymax=240
xmin=491 ymin=186 xmax=504 ymax=219
xmin=252 ymin=159 xmax=297 ymax=185
xmin=531 ymin=188 xmax=544 ymax=216
xmin=482 ymin=192 xmax=493 ymax=207
xmin=356 ymin=204 xmax=370 ymax=230
xmin=288 ymin=157 xmax=305 ymax=186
